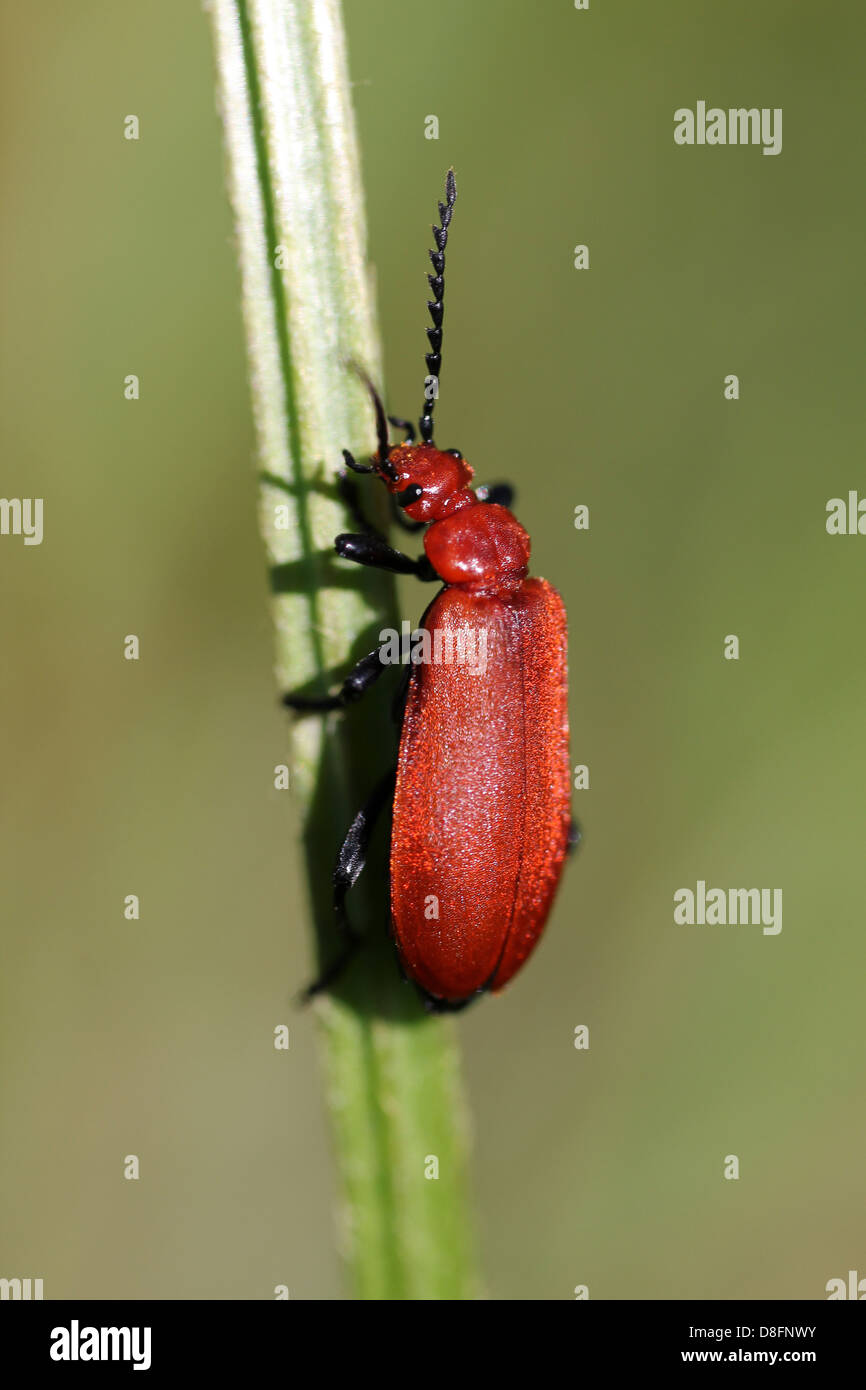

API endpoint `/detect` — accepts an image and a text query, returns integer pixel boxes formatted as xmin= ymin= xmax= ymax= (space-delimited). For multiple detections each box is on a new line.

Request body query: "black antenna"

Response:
xmin=345 ymin=359 xmax=398 ymax=480
xmin=419 ymin=169 xmax=457 ymax=445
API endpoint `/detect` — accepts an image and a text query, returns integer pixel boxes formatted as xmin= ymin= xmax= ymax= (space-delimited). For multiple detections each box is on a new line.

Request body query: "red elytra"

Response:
xmin=286 ymin=170 xmax=573 ymax=1011
xmin=382 ymin=452 xmax=570 ymax=1004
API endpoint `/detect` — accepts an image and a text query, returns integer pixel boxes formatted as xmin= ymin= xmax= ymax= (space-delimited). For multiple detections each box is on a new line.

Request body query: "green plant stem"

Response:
xmin=207 ymin=0 xmax=480 ymax=1299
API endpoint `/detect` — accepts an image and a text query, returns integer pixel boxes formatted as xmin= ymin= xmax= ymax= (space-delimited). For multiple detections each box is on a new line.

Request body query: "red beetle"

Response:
xmin=286 ymin=171 xmax=573 ymax=1011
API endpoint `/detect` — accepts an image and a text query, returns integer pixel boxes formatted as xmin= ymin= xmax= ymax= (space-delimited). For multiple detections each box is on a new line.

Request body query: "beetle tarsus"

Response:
xmin=335 ymin=531 xmax=437 ymax=581
xmin=299 ymin=933 xmax=363 ymax=1003
xmin=341 ymin=447 xmax=375 ymax=476
xmin=300 ymin=770 xmax=397 ymax=999
xmin=282 ymin=648 xmax=387 ymax=714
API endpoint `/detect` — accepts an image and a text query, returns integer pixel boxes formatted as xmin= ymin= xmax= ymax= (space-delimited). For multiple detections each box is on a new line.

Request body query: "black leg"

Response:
xmin=567 ymin=818 xmax=581 ymax=857
xmin=341 ymin=447 xmax=375 ymax=476
xmin=388 ymin=416 xmax=415 ymax=442
xmin=340 ymin=448 xmax=423 ymax=533
xmin=301 ymin=768 xmax=397 ymax=1000
xmin=336 ymin=532 xmax=437 ymax=581
xmin=283 ymin=647 xmax=387 ymax=713
xmin=476 ymin=482 xmax=515 ymax=508
xmin=337 ymin=468 xmax=383 ymax=538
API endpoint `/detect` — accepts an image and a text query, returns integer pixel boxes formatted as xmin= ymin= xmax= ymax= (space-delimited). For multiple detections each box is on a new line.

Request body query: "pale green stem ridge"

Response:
xmin=207 ymin=0 xmax=481 ymax=1299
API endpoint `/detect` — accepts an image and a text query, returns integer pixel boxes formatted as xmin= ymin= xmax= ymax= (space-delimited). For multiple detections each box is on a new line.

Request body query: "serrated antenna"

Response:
xmin=418 ymin=168 xmax=457 ymax=445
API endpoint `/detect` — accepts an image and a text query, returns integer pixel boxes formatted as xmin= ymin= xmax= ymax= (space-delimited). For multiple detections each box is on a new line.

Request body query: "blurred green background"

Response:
xmin=2 ymin=0 xmax=864 ymax=1300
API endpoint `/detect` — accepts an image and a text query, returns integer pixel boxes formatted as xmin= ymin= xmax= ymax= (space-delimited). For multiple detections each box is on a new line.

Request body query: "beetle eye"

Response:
xmin=395 ymin=483 xmax=424 ymax=508
xmin=444 ymin=448 xmax=462 ymax=458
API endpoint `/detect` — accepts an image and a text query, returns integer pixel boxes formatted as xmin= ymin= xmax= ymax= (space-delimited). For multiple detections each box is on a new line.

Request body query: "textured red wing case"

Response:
xmin=390 ymin=578 xmax=570 ymax=1001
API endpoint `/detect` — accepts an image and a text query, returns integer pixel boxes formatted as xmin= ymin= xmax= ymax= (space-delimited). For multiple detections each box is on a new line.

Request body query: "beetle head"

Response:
xmin=379 ymin=444 xmax=474 ymax=523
